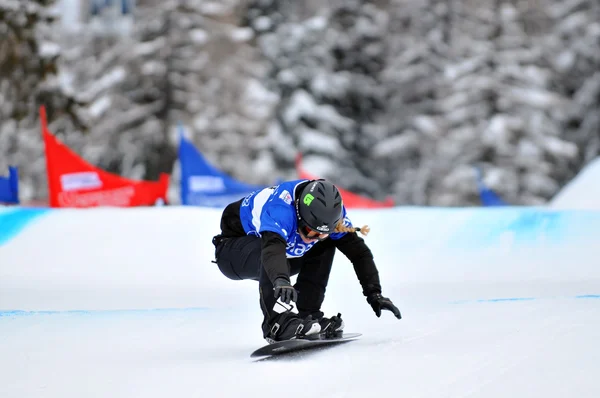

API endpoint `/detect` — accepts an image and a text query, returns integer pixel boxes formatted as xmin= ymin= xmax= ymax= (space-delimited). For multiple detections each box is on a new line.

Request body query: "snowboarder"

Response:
xmin=212 ymin=179 xmax=401 ymax=343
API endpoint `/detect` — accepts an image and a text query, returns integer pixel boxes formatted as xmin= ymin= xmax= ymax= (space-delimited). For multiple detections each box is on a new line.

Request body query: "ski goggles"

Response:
xmin=299 ymin=224 xmax=330 ymax=241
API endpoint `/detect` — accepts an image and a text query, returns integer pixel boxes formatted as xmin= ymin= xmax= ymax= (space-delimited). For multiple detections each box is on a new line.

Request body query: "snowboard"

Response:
xmin=250 ymin=333 xmax=362 ymax=358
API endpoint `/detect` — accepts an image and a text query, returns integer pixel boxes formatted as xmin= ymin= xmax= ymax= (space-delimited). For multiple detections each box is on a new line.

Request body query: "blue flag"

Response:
xmin=178 ymin=124 xmax=268 ymax=208
xmin=474 ymin=166 xmax=508 ymax=207
xmin=0 ymin=167 xmax=19 ymax=204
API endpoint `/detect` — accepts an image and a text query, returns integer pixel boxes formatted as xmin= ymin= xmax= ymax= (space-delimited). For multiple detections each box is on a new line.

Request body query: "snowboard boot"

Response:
xmin=319 ymin=313 xmax=345 ymax=338
xmin=265 ymin=312 xmax=321 ymax=344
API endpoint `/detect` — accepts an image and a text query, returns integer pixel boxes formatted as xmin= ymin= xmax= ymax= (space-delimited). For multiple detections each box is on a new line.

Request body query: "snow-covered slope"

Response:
xmin=1 ymin=206 xmax=599 ymax=398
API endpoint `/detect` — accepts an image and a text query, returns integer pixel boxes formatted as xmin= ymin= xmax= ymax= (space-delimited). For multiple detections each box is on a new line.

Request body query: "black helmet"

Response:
xmin=296 ymin=180 xmax=343 ymax=234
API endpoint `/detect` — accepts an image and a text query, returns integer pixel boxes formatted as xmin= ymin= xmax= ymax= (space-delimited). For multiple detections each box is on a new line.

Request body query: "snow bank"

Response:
xmin=550 ymin=157 xmax=600 ymax=210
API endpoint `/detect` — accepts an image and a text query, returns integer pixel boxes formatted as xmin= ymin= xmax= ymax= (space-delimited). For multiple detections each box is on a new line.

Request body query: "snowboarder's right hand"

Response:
xmin=273 ymin=277 xmax=298 ymax=304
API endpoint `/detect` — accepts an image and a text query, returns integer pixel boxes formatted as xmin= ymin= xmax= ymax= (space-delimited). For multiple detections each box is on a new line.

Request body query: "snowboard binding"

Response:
xmin=319 ymin=313 xmax=345 ymax=339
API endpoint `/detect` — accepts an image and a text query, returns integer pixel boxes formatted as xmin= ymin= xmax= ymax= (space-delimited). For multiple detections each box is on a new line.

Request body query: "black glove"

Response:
xmin=273 ymin=277 xmax=298 ymax=304
xmin=367 ymin=293 xmax=401 ymax=319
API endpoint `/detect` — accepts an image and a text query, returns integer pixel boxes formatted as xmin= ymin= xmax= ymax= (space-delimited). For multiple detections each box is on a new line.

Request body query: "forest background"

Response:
xmin=1 ymin=0 xmax=599 ymax=206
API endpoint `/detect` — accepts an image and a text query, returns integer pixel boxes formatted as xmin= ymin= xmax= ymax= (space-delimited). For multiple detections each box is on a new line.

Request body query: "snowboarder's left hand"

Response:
xmin=273 ymin=277 xmax=298 ymax=304
xmin=367 ymin=293 xmax=401 ymax=319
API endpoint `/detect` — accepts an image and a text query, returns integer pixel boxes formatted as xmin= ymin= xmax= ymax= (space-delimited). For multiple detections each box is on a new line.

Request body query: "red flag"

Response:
xmin=40 ymin=106 xmax=169 ymax=208
xmin=295 ymin=154 xmax=394 ymax=209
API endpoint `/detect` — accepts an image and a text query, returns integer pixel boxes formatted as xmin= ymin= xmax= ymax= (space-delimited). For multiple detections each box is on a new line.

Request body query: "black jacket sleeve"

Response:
xmin=260 ymin=231 xmax=290 ymax=284
xmin=334 ymin=232 xmax=382 ymax=297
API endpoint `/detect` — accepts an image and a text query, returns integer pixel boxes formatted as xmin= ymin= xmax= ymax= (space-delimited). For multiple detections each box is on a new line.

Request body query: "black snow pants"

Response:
xmin=213 ymin=235 xmax=336 ymax=337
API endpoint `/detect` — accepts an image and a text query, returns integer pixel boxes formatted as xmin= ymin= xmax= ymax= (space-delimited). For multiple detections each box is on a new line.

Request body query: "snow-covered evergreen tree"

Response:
xmin=167 ymin=0 xmax=278 ymax=185
xmin=438 ymin=0 xmax=599 ymax=206
xmin=58 ymin=0 xmax=277 ymax=199
xmin=246 ymin=0 xmax=392 ymax=199
xmin=0 ymin=0 xmax=83 ymax=201
xmin=377 ymin=0 xmax=456 ymax=205
xmin=58 ymin=2 xmax=174 ymax=182
xmin=544 ymin=0 xmax=600 ymax=188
